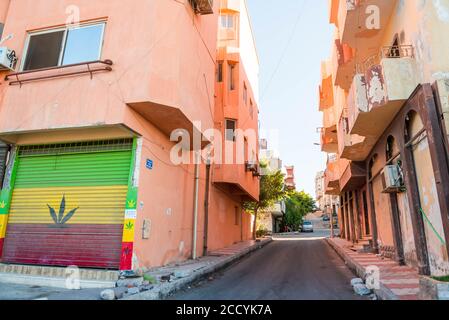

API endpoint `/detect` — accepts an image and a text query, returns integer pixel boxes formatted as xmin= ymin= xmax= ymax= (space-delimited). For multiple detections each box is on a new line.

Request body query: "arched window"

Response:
xmin=386 ymin=135 xmax=398 ymax=162
xmin=405 ymin=111 xmax=424 ymax=144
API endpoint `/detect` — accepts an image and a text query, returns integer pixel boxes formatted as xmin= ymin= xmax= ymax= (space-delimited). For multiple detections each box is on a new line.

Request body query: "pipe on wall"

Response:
xmin=192 ymin=151 xmax=200 ymax=260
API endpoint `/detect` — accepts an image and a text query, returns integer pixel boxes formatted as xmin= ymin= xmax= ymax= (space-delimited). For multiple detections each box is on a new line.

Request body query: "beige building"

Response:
xmin=315 ymin=170 xmax=339 ymax=216
xmin=320 ymin=0 xmax=449 ymax=277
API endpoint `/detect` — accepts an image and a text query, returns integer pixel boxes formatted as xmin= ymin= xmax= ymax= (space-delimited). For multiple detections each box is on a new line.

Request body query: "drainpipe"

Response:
xmin=192 ymin=151 xmax=200 ymax=260
xmin=203 ymin=161 xmax=211 ymax=256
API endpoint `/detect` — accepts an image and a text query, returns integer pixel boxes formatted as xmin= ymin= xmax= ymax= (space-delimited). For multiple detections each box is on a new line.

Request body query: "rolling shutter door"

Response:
xmin=0 ymin=143 xmax=8 ymax=187
xmin=2 ymin=139 xmax=133 ymax=269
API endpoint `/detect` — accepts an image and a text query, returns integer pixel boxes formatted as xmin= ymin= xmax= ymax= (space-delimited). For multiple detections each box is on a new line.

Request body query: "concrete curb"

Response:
xmin=325 ymin=238 xmax=399 ymax=300
xmin=121 ymin=238 xmax=273 ymax=300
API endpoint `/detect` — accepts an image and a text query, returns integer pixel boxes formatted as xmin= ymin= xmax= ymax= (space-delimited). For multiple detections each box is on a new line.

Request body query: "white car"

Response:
xmin=301 ymin=221 xmax=314 ymax=233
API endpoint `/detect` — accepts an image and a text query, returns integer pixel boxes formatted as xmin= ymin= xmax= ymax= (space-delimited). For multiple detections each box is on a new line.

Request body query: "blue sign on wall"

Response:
xmin=146 ymin=159 xmax=154 ymax=170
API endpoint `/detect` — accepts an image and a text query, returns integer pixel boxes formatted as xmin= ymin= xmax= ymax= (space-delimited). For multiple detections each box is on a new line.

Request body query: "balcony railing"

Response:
xmin=5 ymin=60 xmax=113 ymax=86
xmin=356 ymin=45 xmax=415 ymax=74
xmin=345 ymin=45 xmax=418 ymax=160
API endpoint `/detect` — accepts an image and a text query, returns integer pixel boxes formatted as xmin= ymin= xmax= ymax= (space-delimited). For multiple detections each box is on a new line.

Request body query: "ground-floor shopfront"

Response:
xmin=0 ymin=127 xmax=254 ymax=271
xmin=336 ymin=84 xmax=449 ymax=277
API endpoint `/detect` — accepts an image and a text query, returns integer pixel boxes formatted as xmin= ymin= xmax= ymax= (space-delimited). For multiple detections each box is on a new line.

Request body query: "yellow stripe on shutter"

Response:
xmin=8 ymin=186 xmax=128 ymax=225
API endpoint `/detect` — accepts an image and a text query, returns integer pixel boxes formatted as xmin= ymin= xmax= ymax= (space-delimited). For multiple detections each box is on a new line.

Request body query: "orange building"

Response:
xmin=0 ymin=0 xmax=259 ymax=272
xmin=320 ymin=0 xmax=449 ymax=277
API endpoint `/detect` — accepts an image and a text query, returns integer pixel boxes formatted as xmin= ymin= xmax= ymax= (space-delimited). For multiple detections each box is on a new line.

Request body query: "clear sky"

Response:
xmin=246 ymin=0 xmax=334 ymax=197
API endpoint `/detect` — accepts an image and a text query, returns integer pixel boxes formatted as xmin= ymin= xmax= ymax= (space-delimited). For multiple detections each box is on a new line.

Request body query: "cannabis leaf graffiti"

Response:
xmin=125 ymin=221 xmax=134 ymax=230
xmin=48 ymin=195 xmax=79 ymax=225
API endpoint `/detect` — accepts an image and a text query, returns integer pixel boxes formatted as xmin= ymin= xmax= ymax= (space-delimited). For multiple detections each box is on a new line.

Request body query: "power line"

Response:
xmin=260 ymin=0 xmax=308 ymax=102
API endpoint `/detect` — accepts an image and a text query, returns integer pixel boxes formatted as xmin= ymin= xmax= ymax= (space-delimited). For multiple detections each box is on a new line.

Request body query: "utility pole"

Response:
xmin=330 ymin=199 xmax=334 ymax=239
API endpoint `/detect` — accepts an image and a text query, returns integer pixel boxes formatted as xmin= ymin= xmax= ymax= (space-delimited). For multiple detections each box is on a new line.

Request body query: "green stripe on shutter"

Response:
xmin=14 ymin=151 xmax=132 ymax=189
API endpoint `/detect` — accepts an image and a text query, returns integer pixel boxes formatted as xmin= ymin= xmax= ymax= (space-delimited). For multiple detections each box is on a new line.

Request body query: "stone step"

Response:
xmin=0 ymin=264 xmax=119 ymax=289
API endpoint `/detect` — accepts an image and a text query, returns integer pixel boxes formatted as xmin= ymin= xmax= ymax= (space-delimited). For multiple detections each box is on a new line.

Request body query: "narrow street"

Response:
xmin=170 ymin=219 xmax=365 ymax=300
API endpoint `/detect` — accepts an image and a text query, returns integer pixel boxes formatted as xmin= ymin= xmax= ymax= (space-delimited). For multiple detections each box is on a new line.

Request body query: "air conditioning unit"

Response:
xmin=381 ymin=165 xmax=403 ymax=193
xmin=245 ymin=161 xmax=259 ymax=176
xmin=0 ymin=47 xmax=17 ymax=71
xmin=190 ymin=0 xmax=214 ymax=15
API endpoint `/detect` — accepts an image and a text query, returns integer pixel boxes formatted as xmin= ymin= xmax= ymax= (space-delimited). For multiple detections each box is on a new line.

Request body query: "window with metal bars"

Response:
xmin=18 ymin=138 xmax=134 ymax=157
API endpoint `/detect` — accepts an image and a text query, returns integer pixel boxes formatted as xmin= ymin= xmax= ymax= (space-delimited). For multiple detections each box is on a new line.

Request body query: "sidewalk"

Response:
xmin=122 ymin=238 xmax=272 ymax=300
xmin=326 ymin=237 xmax=420 ymax=300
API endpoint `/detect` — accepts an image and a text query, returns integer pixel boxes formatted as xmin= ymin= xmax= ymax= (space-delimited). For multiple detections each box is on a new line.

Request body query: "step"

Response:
xmin=0 ymin=264 xmax=119 ymax=289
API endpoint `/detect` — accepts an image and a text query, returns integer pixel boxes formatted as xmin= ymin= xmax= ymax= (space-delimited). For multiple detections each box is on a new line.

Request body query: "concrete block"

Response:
xmin=116 ymin=277 xmax=144 ymax=288
xmin=100 ymin=289 xmax=116 ymax=301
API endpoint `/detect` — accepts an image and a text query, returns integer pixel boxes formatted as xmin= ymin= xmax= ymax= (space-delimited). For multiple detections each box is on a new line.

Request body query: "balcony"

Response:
xmin=332 ymin=36 xmax=356 ymax=91
xmin=319 ymin=60 xmax=334 ymax=111
xmin=321 ymin=106 xmax=338 ymax=153
xmin=213 ymin=163 xmax=259 ymax=202
xmin=337 ymin=112 xmax=368 ymax=161
xmin=270 ymin=202 xmax=285 ymax=218
xmin=339 ymin=160 xmax=366 ymax=192
xmin=334 ymin=0 xmax=397 ymax=62
xmin=348 ymin=45 xmax=419 ymax=146
xmin=324 ymin=156 xmax=341 ymax=196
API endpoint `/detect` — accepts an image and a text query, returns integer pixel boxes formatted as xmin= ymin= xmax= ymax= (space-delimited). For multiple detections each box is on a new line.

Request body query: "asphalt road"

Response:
xmin=170 ymin=224 xmax=364 ymax=300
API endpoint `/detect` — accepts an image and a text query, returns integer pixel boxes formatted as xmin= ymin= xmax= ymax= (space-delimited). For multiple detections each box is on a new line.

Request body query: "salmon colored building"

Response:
xmin=0 ymin=0 xmax=259 ymax=272
xmin=320 ymin=0 xmax=449 ymax=277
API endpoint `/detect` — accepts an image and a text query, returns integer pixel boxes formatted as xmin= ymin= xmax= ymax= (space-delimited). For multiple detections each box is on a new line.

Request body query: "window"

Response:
xmin=220 ymin=15 xmax=235 ymax=29
xmin=249 ymin=99 xmax=254 ymax=119
xmin=0 ymin=23 xmax=4 ymax=41
xmin=22 ymin=23 xmax=105 ymax=71
xmin=228 ymin=63 xmax=235 ymax=91
xmin=243 ymin=83 xmax=248 ymax=104
xmin=225 ymin=119 xmax=236 ymax=142
xmin=217 ymin=62 xmax=223 ymax=82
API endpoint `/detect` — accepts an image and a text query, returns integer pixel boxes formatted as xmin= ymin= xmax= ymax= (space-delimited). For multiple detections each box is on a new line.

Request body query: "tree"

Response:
xmin=283 ymin=191 xmax=315 ymax=231
xmin=244 ymin=167 xmax=288 ymax=240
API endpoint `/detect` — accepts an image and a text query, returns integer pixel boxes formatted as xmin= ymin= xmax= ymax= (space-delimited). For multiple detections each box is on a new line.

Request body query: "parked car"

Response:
xmin=301 ymin=221 xmax=314 ymax=233
xmin=322 ymin=215 xmax=330 ymax=222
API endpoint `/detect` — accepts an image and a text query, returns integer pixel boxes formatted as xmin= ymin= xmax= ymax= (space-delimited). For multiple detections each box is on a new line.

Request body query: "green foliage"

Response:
xmin=283 ymin=191 xmax=315 ymax=231
xmin=143 ymin=274 xmax=157 ymax=284
xmin=256 ymin=229 xmax=270 ymax=238
xmin=243 ymin=167 xmax=288 ymax=239
xmin=432 ymin=275 xmax=449 ymax=282
xmin=243 ymin=169 xmax=287 ymax=214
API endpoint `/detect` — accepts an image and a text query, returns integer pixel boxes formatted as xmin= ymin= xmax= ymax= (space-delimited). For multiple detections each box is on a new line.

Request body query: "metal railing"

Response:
xmin=356 ymin=45 xmax=414 ymax=74
xmin=5 ymin=60 xmax=113 ymax=86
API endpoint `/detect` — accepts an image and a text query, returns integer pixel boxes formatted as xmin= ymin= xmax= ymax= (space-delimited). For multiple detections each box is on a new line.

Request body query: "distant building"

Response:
xmin=315 ymin=170 xmax=339 ymax=216
xmin=259 ymin=140 xmax=285 ymax=234
xmin=284 ymin=166 xmax=296 ymax=191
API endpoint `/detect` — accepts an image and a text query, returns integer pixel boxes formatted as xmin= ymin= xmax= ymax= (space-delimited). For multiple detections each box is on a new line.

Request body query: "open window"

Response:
xmin=22 ymin=22 xmax=105 ymax=71
xmin=225 ymin=119 xmax=237 ymax=142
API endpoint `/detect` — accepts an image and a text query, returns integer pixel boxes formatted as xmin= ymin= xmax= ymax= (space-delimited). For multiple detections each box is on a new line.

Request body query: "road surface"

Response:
xmin=170 ymin=220 xmax=364 ymax=300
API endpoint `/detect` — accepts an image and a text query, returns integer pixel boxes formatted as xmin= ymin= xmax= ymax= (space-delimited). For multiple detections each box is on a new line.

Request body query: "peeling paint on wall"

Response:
xmin=366 ymin=65 xmax=387 ymax=109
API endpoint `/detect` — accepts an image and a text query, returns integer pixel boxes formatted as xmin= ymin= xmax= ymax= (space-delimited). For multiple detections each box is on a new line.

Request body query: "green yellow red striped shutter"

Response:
xmin=0 ymin=139 xmax=138 ymax=270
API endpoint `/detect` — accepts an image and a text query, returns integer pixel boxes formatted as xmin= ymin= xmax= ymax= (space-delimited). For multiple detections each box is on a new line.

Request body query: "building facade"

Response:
xmin=284 ymin=165 xmax=296 ymax=190
xmin=320 ymin=0 xmax=449 ymax=277
xmin=259 ymin=139 xmax=285 ymax=234
xmin=315 ymin=170 xmax=339 ymax=216
xmin=0 ymin=0 xmax=259 ymax=272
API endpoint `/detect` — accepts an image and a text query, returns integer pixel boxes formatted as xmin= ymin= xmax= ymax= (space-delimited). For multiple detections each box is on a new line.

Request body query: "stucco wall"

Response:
xmin=0 ymin=0 xmax=217 ymax=136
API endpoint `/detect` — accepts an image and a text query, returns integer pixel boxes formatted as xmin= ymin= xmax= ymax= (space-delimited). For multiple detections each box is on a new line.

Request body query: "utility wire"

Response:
xmin=260 ymin=0 xmax=308 ymax=103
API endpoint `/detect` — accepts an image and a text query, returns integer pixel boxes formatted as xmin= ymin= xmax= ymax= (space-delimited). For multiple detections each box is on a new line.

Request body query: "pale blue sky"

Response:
xmin=247 ymin=0 xmax=334 ymax=197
